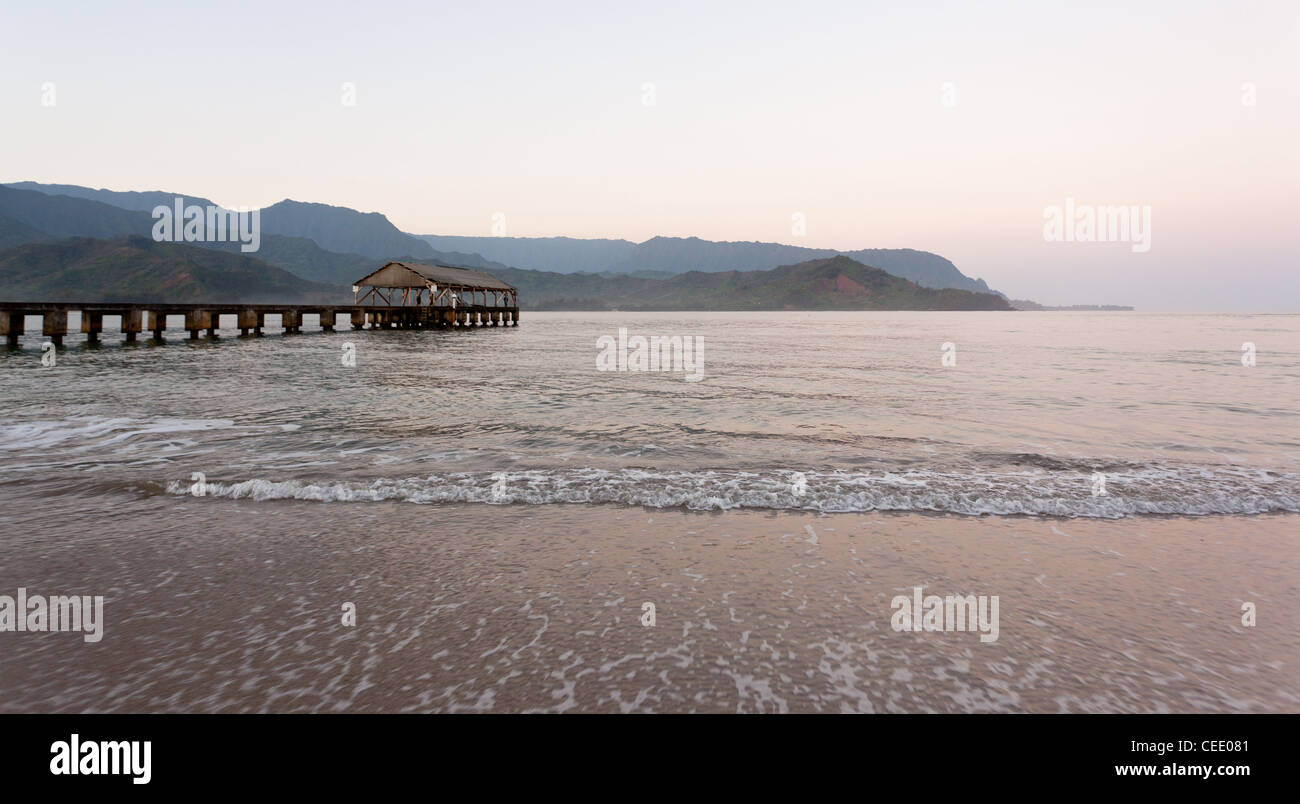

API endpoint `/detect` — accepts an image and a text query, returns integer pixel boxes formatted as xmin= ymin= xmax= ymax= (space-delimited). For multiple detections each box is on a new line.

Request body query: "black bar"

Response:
xmin=0 ymin=714 xmax=1284 ymax=792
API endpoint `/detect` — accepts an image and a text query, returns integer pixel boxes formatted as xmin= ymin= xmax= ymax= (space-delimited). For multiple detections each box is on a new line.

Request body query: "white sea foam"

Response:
xmin=164 ymin=466 xmax=1300 ymax=517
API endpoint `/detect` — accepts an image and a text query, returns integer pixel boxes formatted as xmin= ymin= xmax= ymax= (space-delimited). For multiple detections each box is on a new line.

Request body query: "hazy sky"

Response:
xmin=2 ymin=0 xmax=1297 ymax=309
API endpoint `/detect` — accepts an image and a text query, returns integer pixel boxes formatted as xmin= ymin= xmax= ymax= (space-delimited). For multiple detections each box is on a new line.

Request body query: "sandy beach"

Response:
xmin=3 ymin=498 xmax=1295 ymax=713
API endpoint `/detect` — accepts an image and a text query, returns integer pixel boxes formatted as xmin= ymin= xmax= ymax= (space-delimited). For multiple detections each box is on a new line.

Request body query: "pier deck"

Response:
xmin=0 ymin=302 xmax=520 ymax=345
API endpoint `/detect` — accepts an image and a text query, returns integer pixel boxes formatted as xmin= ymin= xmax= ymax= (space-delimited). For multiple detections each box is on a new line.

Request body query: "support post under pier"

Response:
xmin=185 ymin=310 xmax=211 ymax=340
xmin=43 ymin=311 xmax=67 ymax=346
xmin=121 ymin=309 xmax=142 ymax=342
xmin=1 ymin=311 xmax=23 ymax=346
xmin=238 ymin=309 xmax=263 ymax=337
xmin=81 ymin=311 xmax=103 ymax=343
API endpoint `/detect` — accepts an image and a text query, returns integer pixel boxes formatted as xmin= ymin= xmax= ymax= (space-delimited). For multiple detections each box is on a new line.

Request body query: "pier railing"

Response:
xmin=0 ymin=302 xmax=520 ymax=345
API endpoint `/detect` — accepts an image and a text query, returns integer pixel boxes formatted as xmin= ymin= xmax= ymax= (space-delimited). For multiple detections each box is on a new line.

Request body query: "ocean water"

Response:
xmin=2 ymin=311 xmax=1298 ymax=713
xmin=1 ymin=311 xmax=1297 ymax=518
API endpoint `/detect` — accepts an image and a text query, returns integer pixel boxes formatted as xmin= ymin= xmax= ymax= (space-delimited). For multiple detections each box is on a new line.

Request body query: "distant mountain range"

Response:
xmin=4 ymin=182 xmax=434 ymax=260
xmin=0 ymin=234 xmax=1009 ymax=311
xmin=499 ymin=255 xmax=1011 ymax=311
xmin=1 ymin=184 xmax=151 ymax=241
xmin=3 ymin=182 xmax=222 ymax=214
xmin=0 ymin=184 xmax=511 ymax=281
xmin=0 ymin=180 xmax=1020 ymax=310
xmin=6 ymin=181 xmax=998 ymax=291
xmin=420 ymin=234 xmax=996 ymax=294
xmin=0 ymin=236 xmax=344 ymax=304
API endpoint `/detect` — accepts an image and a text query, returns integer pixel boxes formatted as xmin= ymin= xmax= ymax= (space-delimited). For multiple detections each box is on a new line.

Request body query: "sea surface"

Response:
xmin=1 ymin=311 xmax=1297 ymax=517
xmin=1 ymin=311 xmax=1297 ymax=712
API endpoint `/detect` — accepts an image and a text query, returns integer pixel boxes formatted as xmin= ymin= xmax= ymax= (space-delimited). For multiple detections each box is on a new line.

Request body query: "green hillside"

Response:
xmin=0 ymin=236 xmax=348 ymax=304
xmin=0 ymin=185 xmax=509 ymax=285
xmin=499 ymin=255 xmax=1012 ymax=311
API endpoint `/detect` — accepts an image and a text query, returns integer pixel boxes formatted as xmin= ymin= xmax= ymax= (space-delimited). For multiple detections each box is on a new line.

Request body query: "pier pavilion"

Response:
xmin=352 ymin=262 xmax=519 ymax=328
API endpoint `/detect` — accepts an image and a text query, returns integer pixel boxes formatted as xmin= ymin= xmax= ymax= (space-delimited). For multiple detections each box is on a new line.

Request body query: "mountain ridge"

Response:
xmin=0 ymin=185 xmax=510 ymax=285
xmin=0 ymin=236 xmax=346 ymax=304
xmin=419 ymin=233 xmax=995 ymax=294
xmin=6 ymin=182 xmax=999 ymax=296
xmin=494 ymin=254 xmax=1012 ymax=311
xmin=0 ymin=234 xmax=1011 ymax=311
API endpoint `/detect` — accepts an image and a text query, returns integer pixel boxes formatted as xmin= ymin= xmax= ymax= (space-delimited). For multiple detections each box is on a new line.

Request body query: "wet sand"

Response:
xmin=1 ymin=499 xmax=1296 ymax=713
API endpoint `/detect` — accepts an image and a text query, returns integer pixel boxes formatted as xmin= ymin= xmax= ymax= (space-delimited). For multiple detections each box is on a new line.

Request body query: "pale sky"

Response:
xmin=2 ymin=0 xmax=1297 ymax=309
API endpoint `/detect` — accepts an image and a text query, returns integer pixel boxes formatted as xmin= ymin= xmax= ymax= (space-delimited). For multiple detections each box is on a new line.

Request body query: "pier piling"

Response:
xmin=238 ymin=309 xmax=263 ymax=337
xmin=1 ymin=311 xmax=22 ymax=346
xmin=185 ymin=310 xmax=211 ymax=340
xmin=43 ymin=311 xmax=67 ymax=346
xmin=122 ymin=310 xmax=142 ymax=342
xmin=81 ymin=312 xmax=103 ymax=343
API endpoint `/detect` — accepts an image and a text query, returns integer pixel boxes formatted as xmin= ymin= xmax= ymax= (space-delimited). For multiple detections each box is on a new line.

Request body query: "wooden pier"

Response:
xmin=1 ymin=261 xmax=522 ymax=346
xmin=0 ymin=301 xmax=520 ymax=346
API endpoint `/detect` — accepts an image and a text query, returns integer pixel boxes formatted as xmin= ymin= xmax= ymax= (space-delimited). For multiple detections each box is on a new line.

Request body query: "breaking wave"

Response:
xmin=165 ymin=466 xmax=1300 ymax=518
